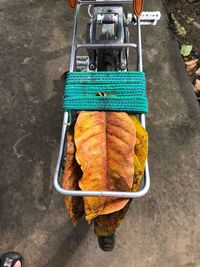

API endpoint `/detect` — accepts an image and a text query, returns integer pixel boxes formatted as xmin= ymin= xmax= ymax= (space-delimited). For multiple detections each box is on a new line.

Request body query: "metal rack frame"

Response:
xmin=54 ymin=0 xmax=160 ymax=198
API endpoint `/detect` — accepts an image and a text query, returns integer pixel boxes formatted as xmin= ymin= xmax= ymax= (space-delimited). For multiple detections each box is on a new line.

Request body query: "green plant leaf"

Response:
xmin=180 ymin=44 xmax=193 ymax=57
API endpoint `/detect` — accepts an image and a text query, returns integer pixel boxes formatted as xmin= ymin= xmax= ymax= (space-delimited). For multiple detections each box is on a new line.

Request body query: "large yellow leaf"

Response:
xmin=94 ymin=115 xmax=148 ymax=236
xmin=74 ymin=111 xmax=136 ymax=222
xmin=130 ymin=115 xmax=148 ymax=192
xmin=62 ymin=129 xmax=84 ymax=225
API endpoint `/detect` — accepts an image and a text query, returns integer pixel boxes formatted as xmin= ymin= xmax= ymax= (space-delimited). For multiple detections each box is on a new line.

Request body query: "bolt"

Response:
xmin=89 ymin=63 xmax=96 ymax=70
xmin=120 ymin=63 xmax=126 ymax=70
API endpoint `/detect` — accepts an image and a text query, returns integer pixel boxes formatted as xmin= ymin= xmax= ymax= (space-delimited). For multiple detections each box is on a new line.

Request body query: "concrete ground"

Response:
xmin=0 ymin=0 xmax=200 ymax=266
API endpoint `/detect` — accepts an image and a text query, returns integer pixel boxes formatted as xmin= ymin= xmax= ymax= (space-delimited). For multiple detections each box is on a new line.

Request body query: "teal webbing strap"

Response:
xmin=63 ymin=71 xmax=148 ymax=113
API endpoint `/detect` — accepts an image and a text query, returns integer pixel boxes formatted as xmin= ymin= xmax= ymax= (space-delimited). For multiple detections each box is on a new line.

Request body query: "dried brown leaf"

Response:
xmin=194 ymin=79 xmax=200 ymax=93
xmin=62 ymin=130 xmax=84 ymax=225
xmin=185 ymin=59 xmax=198 ymax=72
xmin=129 ymin=115 xmax=148 ymax=192
xmin=196 ymin=68 xmax=200 ymax=76
xmin=94 ymin=115 xmax=148 ymax=236
xmin=185 ymin=59 xmax=198 ymax=66
xmin=75 ymin=111 xmax=136 ymax=222
xmin=186 ymin=63 xmax=197 ymax=72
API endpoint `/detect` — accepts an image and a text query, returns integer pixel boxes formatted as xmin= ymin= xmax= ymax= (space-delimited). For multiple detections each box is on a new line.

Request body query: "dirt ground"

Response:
xmin=164 ymin=0 xmax=200 ymax=102
xmin=1 ymin=0 xmax=200 ymax=266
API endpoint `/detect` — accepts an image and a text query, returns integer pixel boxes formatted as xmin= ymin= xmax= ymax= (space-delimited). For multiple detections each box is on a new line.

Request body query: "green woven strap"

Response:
xmin=63 ymin=71 xmax=148 ymax=113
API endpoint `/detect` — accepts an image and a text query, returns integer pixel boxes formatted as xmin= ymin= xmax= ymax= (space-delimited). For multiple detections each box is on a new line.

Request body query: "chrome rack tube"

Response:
xmin=77 ymin=43 xmax=137 ymax=49
xmin=69 ymin=4 xmax=81 ymax=72
xmin=137 ymin=16 xmax=150 ymax=195
xmin=54 ymin=112 xmax=69 ymax=192
xmin=54 ymin=184 xmax=151 ymax=198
